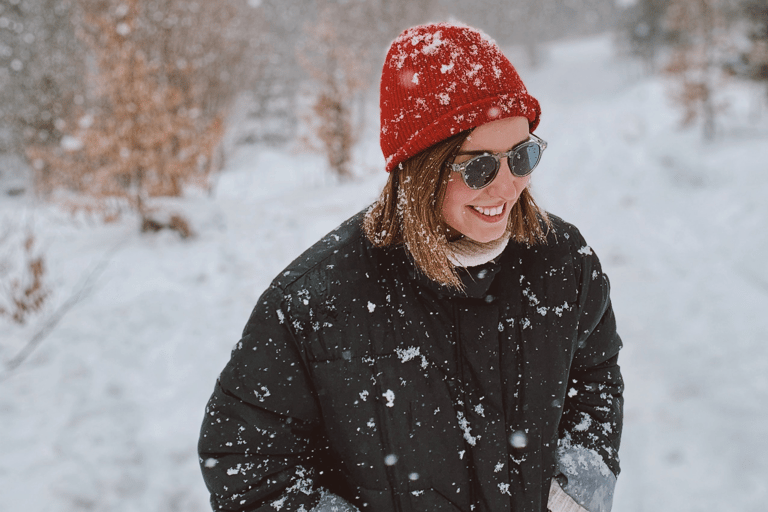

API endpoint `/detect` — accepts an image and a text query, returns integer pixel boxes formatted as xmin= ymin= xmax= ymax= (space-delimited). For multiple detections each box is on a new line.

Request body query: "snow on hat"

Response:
xmin=380 ymin=22 xmax=541 ymax=173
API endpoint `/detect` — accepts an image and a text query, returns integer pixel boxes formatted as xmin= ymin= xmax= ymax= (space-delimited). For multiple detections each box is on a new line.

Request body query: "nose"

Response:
xmin=486 ymin=159 xmax=529 ymax=199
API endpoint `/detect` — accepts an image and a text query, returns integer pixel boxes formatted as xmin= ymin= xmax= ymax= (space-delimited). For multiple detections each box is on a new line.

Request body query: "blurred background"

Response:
xmin=1 ymin=0 xmax=767 ymax=511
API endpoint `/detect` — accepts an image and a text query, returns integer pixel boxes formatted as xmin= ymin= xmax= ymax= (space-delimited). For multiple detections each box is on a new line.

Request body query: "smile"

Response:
xmin=471 ymin=204 xmax=504 ymax=217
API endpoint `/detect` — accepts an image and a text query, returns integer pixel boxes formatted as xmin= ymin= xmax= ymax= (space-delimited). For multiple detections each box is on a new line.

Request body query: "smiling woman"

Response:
xmin=199 ymin=22 xmax=624 ymax=512
xmin=442 ymin=117 xmax=536 ymax=243
xmin=364 ymin=117 xmax=551 ymax=288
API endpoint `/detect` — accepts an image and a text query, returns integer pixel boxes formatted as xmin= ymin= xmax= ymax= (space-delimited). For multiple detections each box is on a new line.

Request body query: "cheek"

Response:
xmin=442 ymin=177 xmax=477 ymax=223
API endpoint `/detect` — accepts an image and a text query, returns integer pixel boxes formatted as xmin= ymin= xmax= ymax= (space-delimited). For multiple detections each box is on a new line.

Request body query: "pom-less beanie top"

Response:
xmin=380 ymin=23 xmax=541 ymax=173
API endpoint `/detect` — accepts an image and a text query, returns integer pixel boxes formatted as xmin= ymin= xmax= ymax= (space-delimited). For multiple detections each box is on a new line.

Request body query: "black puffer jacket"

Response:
xmin=198 ymin=211 xmax=623 ymax=512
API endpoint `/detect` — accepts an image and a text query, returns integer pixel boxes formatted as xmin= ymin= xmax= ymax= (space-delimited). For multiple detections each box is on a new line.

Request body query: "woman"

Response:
xmin=199 ymin=22 xmax=623 ymax=512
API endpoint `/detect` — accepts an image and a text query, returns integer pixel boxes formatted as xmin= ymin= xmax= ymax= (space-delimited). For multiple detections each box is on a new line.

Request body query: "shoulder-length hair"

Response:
xmin=364 ymin=130 xmax=551 ymax=289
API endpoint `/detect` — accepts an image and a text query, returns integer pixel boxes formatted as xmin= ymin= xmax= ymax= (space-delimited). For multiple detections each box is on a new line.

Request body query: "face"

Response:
xmin=442 ymin=116 xmax=532 ymax=243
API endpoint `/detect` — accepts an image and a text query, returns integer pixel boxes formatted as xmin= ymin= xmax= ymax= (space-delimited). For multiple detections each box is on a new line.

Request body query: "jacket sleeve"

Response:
xmin=310 ymin=492 xmax=360 ymax=512
xmin=198 ymin=285 xmax=326 ymax=512
xmin=556 ymin=235 xmax=624 ymax=512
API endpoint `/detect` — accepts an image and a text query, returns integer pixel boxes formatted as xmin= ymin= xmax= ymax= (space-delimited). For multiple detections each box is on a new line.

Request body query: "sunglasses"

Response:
xmin=447 ymin=133 xmax=548 ymax=190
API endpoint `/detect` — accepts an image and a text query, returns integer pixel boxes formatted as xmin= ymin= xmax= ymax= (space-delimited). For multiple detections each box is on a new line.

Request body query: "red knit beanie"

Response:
xmin=380 ymin=22 xmax=541 ymax=173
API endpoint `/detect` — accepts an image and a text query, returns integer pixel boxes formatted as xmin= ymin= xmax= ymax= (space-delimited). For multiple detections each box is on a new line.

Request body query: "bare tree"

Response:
xmin=26 ymin=0 xmax=232 ymax=228
xmin=133 ymin=0 xmax=267 ymax=127
xmin=620 ymin=0 xmax=675 ymax=71
xmin=741 ymin=0 xmax=768 ymax=97
xmin=18 ymin=0 xmax=266 ymax=232
xmin=0 ymin=225 xmax=48 ymax=325
xmin=297 ymin=3 xmax=368 ymax=179
xmin=664 ymin=0 xmax=740 ymax=139
xmin=296 ymin=0 xmax=438 ymax=178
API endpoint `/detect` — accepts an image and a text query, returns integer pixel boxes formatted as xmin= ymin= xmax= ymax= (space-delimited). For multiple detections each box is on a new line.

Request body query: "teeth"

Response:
xmin=472 ymin=205 xmax=503 ymax=216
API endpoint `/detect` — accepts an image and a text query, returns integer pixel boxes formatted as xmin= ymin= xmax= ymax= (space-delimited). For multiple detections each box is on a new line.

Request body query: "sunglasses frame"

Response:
xmin=447 ymin=133 xmax=548 ymax=190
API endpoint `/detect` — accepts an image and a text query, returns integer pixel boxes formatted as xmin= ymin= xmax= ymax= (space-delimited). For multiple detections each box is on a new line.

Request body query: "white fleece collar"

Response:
xmin=447 ymin=232 xmax=510 ymax=268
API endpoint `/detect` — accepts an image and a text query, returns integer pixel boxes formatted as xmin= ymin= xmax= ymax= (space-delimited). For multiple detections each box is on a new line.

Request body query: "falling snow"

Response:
xmin=1 ymin=31 xmax=766 ymax=512
xmin=510 ymin=431 xmax=528 ymax=449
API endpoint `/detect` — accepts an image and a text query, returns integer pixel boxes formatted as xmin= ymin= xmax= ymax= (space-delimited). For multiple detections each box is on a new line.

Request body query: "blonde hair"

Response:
xmin=364 ymin=131 xmax=551 ymax=289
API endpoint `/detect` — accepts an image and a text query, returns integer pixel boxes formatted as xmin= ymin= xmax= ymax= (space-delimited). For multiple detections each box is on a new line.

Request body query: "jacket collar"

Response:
xmin=406 ymin=250 xmax=505 ymax=299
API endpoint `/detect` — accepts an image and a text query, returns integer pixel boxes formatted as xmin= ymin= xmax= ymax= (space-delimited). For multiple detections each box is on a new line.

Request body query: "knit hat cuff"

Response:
xmin=384 ymin=92 xmax=541 ymax=173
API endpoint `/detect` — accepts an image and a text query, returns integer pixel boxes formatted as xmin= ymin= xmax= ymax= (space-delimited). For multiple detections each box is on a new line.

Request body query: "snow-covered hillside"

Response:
xmin=1 ymin=34 xmax=767 ymax=512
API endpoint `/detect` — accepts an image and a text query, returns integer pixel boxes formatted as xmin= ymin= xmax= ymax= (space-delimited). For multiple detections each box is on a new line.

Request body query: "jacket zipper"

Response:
xmin=451 ymin=300 xmax=479 ymax=511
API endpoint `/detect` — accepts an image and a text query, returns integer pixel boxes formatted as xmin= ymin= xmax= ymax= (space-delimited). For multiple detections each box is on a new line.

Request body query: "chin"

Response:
xmin=466 ymin=226 xmax=508 ymax=244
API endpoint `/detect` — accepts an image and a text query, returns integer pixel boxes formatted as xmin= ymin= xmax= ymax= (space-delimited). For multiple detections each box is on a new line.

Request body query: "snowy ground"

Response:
xmin=1 ymin=34 xmax=767 ymax=511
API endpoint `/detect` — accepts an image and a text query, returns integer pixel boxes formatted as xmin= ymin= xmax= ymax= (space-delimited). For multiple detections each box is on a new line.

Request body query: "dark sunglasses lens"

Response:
xmin=509 ymin=143 xmax=541 ymax=177
xmin=464 ymin=156 xmax=498 ymax=189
